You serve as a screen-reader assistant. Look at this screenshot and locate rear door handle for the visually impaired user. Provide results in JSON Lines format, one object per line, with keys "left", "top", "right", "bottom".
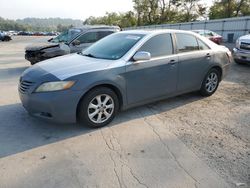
{"left": 206, "top": 53, "right": 211, "bottom": 58}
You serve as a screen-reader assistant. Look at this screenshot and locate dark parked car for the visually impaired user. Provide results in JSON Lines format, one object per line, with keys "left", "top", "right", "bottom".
{"left": 25, "top": 25, "right": 120, "bottom": 65}
{"left": 18, "top": 31, "right": 33, "bottom": 36}
{"left": 192, "top": 30, "right": 223, "bottom": 44}
{"left": 33, "top": 32, "right": 45, "bottom": 36}
{"left": 0, "top": 31, "right": 12, "bottom": 41}
{"left": 19, "top": 30, "right": 232, "bottom": 127}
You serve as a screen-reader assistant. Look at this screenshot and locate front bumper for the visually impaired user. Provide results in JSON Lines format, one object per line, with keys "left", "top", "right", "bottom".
{"left": 25, "top": 51, "right": 49, "bottom": 64}
{"left": 19, "top": 89, "right": 84, "bottom": 123}
{"left": 233, "top": 48, "right": 250, "bottom": 63}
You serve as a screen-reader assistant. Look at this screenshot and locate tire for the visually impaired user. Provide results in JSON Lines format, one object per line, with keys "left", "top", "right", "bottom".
{"left": 234, "top": 59, "right": 245, "bottom": 65}
{"left": 78, "top": 87, "right": 119, "bottom": 128}
{"left": 200, "top": 68, "right": 220, "bottom": 96}
{"left": 30, "top": 61, "right": 37, "bottom": 65}
{"left": 3, "top": 36, "right": 11, "bottom": 41}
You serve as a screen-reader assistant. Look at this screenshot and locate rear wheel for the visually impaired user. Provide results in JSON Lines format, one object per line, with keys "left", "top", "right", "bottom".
{"left": 200, "top": 68, "right": 220, "bottom": 96}
{"left": 78, "top": 87, "right": 119, "bottom": 128}
{"left": 3, "top": 36, "right": 11, "bottom": 41}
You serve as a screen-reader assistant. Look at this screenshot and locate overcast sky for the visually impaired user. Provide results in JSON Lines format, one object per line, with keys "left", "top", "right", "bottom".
{"left": 0, "top": 0, "right": 213, "bottom": 20}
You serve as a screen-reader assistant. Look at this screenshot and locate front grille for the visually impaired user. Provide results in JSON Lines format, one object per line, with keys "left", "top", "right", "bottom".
{"left": 240, "top": 42, "right": 250, "bottom": 51}
{"left": 25, "top": 50, "right": 42, "bottom": 58}
{"left": 19, "top": 80, "right": 34, "bottom": 93}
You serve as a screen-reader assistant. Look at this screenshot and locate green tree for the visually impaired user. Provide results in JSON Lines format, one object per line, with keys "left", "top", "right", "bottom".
{"left": 120, "top": 11, "right": 137, "bottom": 27}
{"left": 158, "top": 0, "right": 182, "bottom": 23}
{"left": 132, "top": 0, "right": 205, "bottom": 25}
{"left": 176, "top": 0, "right": 206, "bottom": 22}
{"left": 56, "top": 24, "right": 73, "bottom": 32}
{"left": 209, "top": 0, "right": 250, "bottom": 19}
{"left": 0, "top": 17, "right": 29, "bottom": 31}
{"left": 133, "top": 0, "right": 160, "bottom": 25}
{"left": 83, "top": 12, "right": 137, "bottom": 28}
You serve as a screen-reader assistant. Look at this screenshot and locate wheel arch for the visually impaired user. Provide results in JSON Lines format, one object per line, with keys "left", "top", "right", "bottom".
{"left": 211, "top": 65, "right": 222, "bottom": 81}
{"left": 199, "top": 65, "right": 223, "bottom": 90}
{"left": 76, "top": 83, "right": 124, "bottom": 122}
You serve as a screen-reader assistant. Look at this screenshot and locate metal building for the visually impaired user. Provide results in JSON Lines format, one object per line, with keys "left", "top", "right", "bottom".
{"left": 125, "top": 16, "right": 250, "bottom": 42}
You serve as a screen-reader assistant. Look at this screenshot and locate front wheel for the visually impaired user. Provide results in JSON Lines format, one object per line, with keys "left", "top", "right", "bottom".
{"left": 3, "top": 36, "right": 11, "bottom": 41}
{"left": 78, "top": 87, "right": 119, "bottom": 128}
{"left": 234, "top": 59, "right": 245, "bottom": 65}
{"left": 200, "top": 69, "right": 220, "bottom": 96}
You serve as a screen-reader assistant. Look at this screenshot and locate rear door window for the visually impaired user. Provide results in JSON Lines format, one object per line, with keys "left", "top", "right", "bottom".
{"left": 175, "top": 33, "right": 199, "bottom": 53}
{"left": 77, "top": 32, "right": 98, "bottom": 44}
{"left": 98, "top": 31, "right": 114, "bottom": 40}
{"left": 138, "top": 33, "right": 173, "bottom": 58}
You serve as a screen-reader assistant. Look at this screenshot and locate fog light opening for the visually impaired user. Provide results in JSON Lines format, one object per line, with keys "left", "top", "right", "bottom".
{"left": 40, "top": 112, "right": 52, "bottom": 118}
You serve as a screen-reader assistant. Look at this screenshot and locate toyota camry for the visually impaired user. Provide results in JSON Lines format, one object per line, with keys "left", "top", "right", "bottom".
{"left": 19, "top": 30, "right": 232, "bottom": 127}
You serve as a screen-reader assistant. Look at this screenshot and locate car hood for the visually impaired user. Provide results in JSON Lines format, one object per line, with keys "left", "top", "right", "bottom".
{"left": 25, "top": 42, "right": 59, "bottom": 51}
{"left": 238, "top": 34, "right": 250, "bottom": 43}
{"left": 22, "top": 53, "right": 117, "bottom": 81}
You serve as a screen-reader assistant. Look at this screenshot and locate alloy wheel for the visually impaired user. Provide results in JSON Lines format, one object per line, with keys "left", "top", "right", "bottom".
{"left": 87, "top": 94, "right": 114, "bottom": 124}
{"left": 205, "top": 72, "right": 218, "bottom": 93}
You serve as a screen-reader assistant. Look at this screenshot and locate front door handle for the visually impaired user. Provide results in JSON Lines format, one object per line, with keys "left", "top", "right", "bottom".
{"left": 169, "top": 59, "right": 176, "bottom": 65}
{"left": 206, "top": 53, "right": 211, "bottom": 58}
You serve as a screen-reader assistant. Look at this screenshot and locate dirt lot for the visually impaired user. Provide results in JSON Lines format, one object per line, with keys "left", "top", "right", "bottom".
{"left": 0, "top": 36, "right": 249, "bottom": 188}
{"left": 148, "top": 66, "right": 250, "bottom": 186}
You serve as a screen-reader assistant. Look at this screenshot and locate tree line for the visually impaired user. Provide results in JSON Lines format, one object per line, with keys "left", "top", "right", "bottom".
{"left": 0, "top": 17, "right": 82, "bottom": 32}
{"left": 1, "top": 0, "right": 250, "bottom": 32}
{"left": 84, "top": 0, "right": 250, "bottom": 27}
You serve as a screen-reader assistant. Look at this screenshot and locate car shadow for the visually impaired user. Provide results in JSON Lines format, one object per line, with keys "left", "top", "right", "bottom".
{"left": 223, "top": 63, "right": 250, "bottom": 86}
{"left": 0, "top": 58, "right": 27, "bottom": 65}
{"left": 0, "top": 103, "right": 92, "bottom": 158}
{"left": 0, "top": 92, "right": 202, "bottom": 158}
{"left": 0, "top": 66, "right": 28, "bottom": 81}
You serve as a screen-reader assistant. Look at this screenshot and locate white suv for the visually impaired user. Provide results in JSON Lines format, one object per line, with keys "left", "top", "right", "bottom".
{"left": 233, "top": 34, "right": 250, "bottom": 64}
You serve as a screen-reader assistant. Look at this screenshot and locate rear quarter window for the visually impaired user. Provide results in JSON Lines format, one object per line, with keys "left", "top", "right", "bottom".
{"left": 197, "top": 38, "right": 210, "bottom": 50}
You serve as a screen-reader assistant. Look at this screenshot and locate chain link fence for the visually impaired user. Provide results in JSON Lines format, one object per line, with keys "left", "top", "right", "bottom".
{"left": 125, "top": 16, "right": 250, "bottom": 43}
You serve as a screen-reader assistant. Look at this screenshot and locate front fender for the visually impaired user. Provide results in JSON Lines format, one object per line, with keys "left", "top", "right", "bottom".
{"left": 69, "top": 66, "right": 127, "bottom": 108}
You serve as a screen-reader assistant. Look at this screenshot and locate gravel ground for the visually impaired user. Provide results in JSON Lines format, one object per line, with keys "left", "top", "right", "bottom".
{"left": 0, "top": 36, "right": 249, "bottom": 187}
{"left": 146, "top": 63, "right": 250, "bottom": 187}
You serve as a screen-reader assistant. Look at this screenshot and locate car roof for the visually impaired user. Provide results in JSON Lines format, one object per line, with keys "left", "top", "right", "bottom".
{"left": 72, "top": 25, "right": 120, "bottom": 31}
{"left": 192, "top": 30, "right": 213, "bottom": 32}
{"left": 120, "top": 29, "right": 198, "bottom": 36}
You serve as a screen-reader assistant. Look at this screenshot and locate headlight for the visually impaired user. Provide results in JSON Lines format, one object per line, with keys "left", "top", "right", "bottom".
{"left": 35, "top": 81, "right": 75, "bottom": 92}
{"left": 236, "top": 39, "right": 240, "bottom": 49}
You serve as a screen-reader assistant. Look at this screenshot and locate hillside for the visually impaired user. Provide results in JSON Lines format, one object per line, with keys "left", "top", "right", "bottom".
{"left": 16, "top": 17, "right": 83, "bottom": 30}
{"left": 0, "top": 17, "right": 84, "bottom": 31}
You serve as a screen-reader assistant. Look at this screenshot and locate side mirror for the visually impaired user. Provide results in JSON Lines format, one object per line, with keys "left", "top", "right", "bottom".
{"left": 133, "top": 51, "right": 151, "bottom": 62}
{"left": 72, "top": 40, "right": 81, "bottom": 46}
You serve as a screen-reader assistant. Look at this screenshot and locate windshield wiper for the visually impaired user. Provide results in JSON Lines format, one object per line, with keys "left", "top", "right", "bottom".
{"left": 81, "top": 53, "right": 96, "bottom": 58}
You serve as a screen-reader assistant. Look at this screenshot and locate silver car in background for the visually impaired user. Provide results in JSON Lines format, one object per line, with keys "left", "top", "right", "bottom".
{"left": 19, "top": 30, "right": 232, "bottom": 127}
{"left": 233, "top": 34, "right": 250, "bottom": 64}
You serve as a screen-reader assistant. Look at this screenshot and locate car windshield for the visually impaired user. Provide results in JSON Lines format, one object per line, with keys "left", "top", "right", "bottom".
{"left": 81, "top": 33, "right": 145, "bottom": 60}
{"left": 51, "top": 29, "right": 81, "bottom": 43}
